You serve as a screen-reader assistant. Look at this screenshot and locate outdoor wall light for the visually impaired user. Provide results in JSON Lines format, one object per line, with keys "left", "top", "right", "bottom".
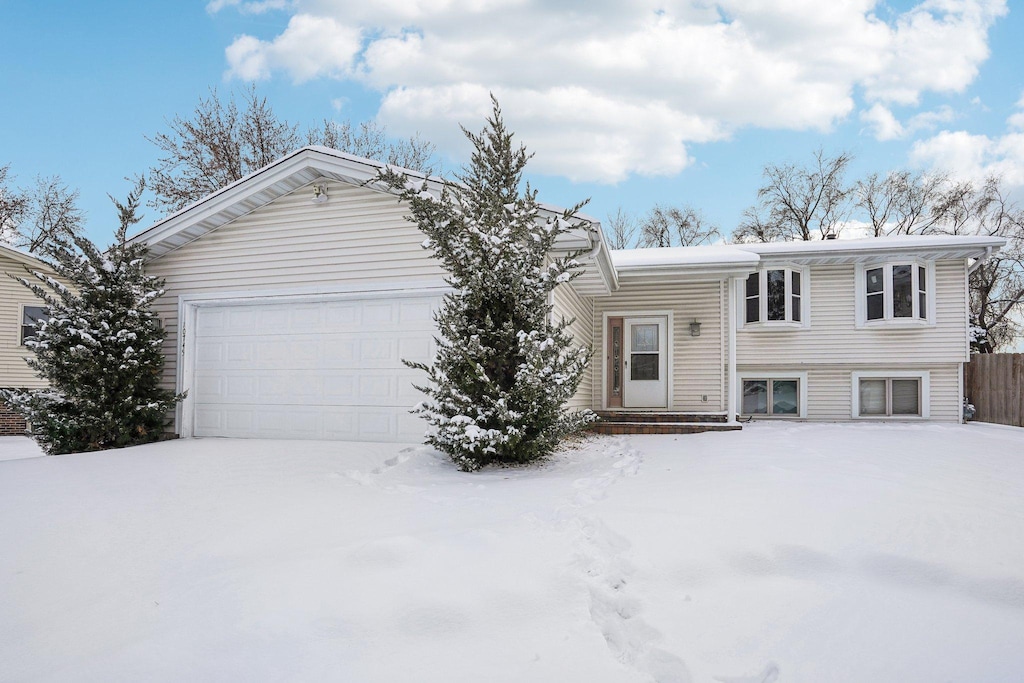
{"left": 690, "top": 319, "right": 701, "bottom": 337}
{"left": 311, "top": 184, "right": 329, "bottom": 204}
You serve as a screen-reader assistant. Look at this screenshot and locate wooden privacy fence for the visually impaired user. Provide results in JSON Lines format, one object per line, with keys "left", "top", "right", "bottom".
{"left": 964, "top": 353, "right": 1024, "bottom": 428}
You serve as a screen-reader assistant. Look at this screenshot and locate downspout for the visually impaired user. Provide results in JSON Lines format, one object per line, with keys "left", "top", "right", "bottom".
{"left": 728, "top": 276, "right": 740, "bottom": 424}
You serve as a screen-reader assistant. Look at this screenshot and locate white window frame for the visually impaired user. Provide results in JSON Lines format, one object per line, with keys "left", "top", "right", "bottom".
{"left": 19, "top": 303, "right": 49, "bottom": 347}
{"left": 851, "top": 370, "right": 930, "bottom": 419}
{"left": 736, "top": 371, "right": 808, "bottom": 418}
{"left": 854, "top": 261, "right": 936, "bottom": 328}
{"left": 739, "top": 265, "right": 810, "bottom": 329}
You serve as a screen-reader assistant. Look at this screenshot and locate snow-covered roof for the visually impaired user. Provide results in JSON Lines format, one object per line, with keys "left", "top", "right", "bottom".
{"left": 734, "top": 234, "right": 1007, "bottom": 263}
{"left": 611, "top": 234, "right": 1006, "bottom": 279}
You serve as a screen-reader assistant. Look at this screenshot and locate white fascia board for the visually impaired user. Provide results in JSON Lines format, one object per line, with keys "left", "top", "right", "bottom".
{"left": 738, "top": 235, "right": 1007, "bottom": 263}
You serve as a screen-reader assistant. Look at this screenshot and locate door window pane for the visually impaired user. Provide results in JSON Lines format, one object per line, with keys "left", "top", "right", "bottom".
{"left": 767, "top": 270, "right": 785, "bottom": 321}
{"left": 631, "top": 324, "right": 658, "bottom": 352}
{"left": 630, "top": 354, "right": 659, "bottom": 381}
{"left": 893, "top": 265, "right": 913, "bottom": 317}
{"left": 859, "top": 379, "right": 887, "bottom": 415}
{"left": 742, "top": 380, "right": 768, "bottom": 414}
{"left": 891, "top": 379, "right": 920, "bottom": 415}
{"left": 771, "top": 380, "right": 799, "bottom": 414}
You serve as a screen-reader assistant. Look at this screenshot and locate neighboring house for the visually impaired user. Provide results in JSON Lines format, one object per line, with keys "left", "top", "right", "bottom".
{"left": 126, "top": 147, "right": 1005, "bottom": 442}
{"left": 0, "top": 244, "right": 54, "bottom": 435}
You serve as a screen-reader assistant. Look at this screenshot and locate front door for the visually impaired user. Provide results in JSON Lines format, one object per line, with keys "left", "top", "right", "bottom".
{"left": 623, "top": 316, "right": 668, "bottom": 408}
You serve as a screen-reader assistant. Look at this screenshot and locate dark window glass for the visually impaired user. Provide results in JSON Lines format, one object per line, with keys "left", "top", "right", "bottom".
{"left": 918, "top": 266, "right": 927, "bottom": 319}
{"left": 866, "top": 267, "right": 884, "bottom": 293}
{"left": 791, "top": 271, "right": 801, "bottom": 322}
{"left": 21, "top": 306, "right": 49, "bottom": 345}
{"left": 745, "top": 272, "right": 759, "bottom": 297}
{"left": 630, "top": 354, "right": 659, "bottom": 381}
{"left": 893, "top": 264, "right": 913, "bottom": 317}
{"left": 742, "top": 380, "right": 768, "bottom": 414}
{"left": 746, "top": 296, "right": 759, "bottom": 323}
{"left": 745, "top": 273, "right": 759, "bottom": 323}
{"left": 767, "top": 269, "right": 785, "bottom": 321}
{"left": 866, "top": 267, "right": 884, "bottom": 320}
{"left": 866, "top": 293, "right": 883, "bottom": 320}
{"left": 771, "top": 380, "right": 799, "bottom": 414}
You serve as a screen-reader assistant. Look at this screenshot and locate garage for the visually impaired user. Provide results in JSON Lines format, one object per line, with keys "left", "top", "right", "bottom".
{"left": 183, "top": 292, "right": 441, "bottom": 442}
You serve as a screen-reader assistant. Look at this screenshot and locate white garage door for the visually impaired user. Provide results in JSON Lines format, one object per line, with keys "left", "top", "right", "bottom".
{"left": 189, "top": 294, "right": 440, "bottom": 442}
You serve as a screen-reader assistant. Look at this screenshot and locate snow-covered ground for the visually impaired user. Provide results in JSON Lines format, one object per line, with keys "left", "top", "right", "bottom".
{"left": 0, "top": 436, "right": 43, "bottom": 462}
{"left": 2, "top": 423, "right": 1023, "bottom": 682}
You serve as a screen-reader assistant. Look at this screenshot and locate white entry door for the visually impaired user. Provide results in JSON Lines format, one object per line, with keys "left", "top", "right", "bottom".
{"left": 623, "top": 316, "right": 668, "bottom": 408}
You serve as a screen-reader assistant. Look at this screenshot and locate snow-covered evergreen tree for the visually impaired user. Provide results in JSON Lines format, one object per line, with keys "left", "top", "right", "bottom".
{"left": 1, "top": 179, "right": 183, "bottom": 455}
{"left": 380, "top": 98, "right": 595, "bottom": 471}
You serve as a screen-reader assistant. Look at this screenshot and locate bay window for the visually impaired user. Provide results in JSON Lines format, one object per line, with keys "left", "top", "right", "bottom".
{"left": 860, "top": 262, "right": 931, "bottom": 324}
{"left": 744, "top": 267, "right": 806, "bottom": 326}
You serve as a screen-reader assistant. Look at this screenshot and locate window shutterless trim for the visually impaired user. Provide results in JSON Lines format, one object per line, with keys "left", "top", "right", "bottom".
{"left": 739, "top": 265, "right": 810, "bottom": 329}
{"left": 736, "top": 371, "right": 808, "bottom": 418}
{"left": 850, "top": 370, "right": 930, "bottom": 419}
{"left": 854, "top": 261, "right": 936, "bottom": 328}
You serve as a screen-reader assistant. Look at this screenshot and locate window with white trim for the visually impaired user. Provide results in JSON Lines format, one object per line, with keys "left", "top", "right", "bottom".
{"left": 744, "top": 267, "right": 806, "bottom": 325}
{"left": 861, "top": 262, "right": 930, "bottom": 324}
{"left": 857, "top": 377, "right": 921, "bottom": 416}
{"left": 742, "top": 378, "right": 800, "bottom": 416}
{"left": 851, "top": 371, "right": 929, "bottom": 419}
{"left": 21, "top": 305, "right": 49, "bottom": 345}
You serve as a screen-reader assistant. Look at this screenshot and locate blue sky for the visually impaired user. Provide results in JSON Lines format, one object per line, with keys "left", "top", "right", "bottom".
{"left": 2, "top": 1, "right": 1023, "bottom": 246}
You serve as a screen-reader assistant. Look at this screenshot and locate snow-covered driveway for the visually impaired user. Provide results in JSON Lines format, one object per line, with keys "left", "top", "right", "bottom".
{"left": 1, "top": 423, "right": 1023, "bottom": 682}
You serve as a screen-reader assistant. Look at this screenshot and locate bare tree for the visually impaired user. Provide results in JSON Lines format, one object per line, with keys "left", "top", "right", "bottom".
{"left": 307, "top": 119, "right": 436, "bottom": 175}
{"left": 638, "top": 204, "right": 720, "bottom": 247}
{"left": 734, "top": 148, "right": 853, "bottom": 242}
{"left": 147, "top": 86, "right": 302, "bottom": 213}
{"left": 0, "top": 167, "right": 83, "bottom": 253}
{"left": 936, "top": 177, "right": 1024, "bottom": 352}
{"left": 0, "top": 165, "right": 29, "bottom": 241}
{"left": 604, "top": 207, "right": 637, "bottom": 249}
{"left": 148, "top": 86, "right": 438, "bottom": 214}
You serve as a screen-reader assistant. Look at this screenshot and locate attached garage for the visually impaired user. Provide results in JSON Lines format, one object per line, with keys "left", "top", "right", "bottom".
{"left": 181, "top": 292, "right": 442, "bottom": 442}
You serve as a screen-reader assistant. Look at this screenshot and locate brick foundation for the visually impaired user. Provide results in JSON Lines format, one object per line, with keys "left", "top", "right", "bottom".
{"left": 0, "top": 396, "right": 28, "bottom": 436}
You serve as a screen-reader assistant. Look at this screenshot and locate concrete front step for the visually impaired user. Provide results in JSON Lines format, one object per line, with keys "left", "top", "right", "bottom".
{"left": 590, "top": 422, "right": 742, "bottom": 435}
{"left": 594, "top": 411, "right": 730, "bottom": 424}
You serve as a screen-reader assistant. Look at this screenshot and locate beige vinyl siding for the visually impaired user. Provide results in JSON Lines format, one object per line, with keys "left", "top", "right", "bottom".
{"left": 146, "top": 180, "right": 445, "bottom": 393}
{"left": 0, "top": 253, "right": 53, "bottom": 389}
{"left": 740, "top": 364, "right": 961, "bottom": 421}
{"left": 737, "top": 261, "right": 969, "bottom": 365}
{"left": 592, "top": 280, "right": 726, "bottom": 412}
{"left": 551, "top": 281, "right": 595, "bottom": 410}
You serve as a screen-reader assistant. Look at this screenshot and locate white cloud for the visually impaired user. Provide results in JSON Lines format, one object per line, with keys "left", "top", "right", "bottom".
{"left": 225, "top": 14, "right": 361, "bottom": 83}
{"left": 861, "top": 103, "right": 957, "bottom": 141}
{"left": 207, "top": 0, "right": 289, "bottom": 13}
{"left": 861, "top": 103, "right": 905, "bottom": 141}
{"left": 219, "top": 0, "right": 1007, "bottom": 182}
{"left": 911, "top": 96, "right": 1024, "bottom": 188}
